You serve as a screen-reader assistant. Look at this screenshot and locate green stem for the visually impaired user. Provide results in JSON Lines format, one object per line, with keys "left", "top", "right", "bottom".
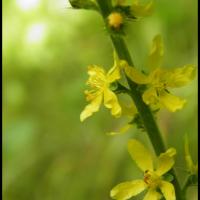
{"left": 96, "top": 0, "right": 183, "bottom": 199}
{"left": 112, "top": 35, "right": 166, "bottom": 154}
{"left": 182, "top": 176, "right": 190, "bottom": 198}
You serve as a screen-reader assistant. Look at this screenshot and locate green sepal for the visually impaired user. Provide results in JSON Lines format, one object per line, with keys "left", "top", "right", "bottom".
{"left": 163, "top": 173, "right": 174, "bottom": 182}
{"left": 106, "top": 23, "right": 126, "bottom": 36}
{"left": 113, "top": 5, "right": 137, "bottom": 19}
{"left": 129, "top": 113, "right": 145, "bottom": 131}
{"left": 110, "top": 82, "right": 119, "bottom": 91}
{"left": 128, "top": 108, "right": 159, "bottom": 132}
{"left": 110, "top": 82, "right": 130, "bottom": 94}
{"left": 136, "top": 84, "right": 147, "bottom": 93}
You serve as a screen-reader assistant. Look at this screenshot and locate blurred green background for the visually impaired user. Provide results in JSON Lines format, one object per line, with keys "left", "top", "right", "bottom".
{"left": 3, "top": 0, "right": 198, "bottom": 199}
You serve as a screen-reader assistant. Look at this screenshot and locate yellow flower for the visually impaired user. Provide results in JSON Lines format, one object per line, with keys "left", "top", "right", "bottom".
{"left": 184, "top": 135, "right": 198, "bottom": 175}
{"left": 131, "top": 0, "right": 154, "bottom": 17}
{"left": 108, "top": 12, "right": 124, "bottom": 28}
{"left": 123, "top": 35, "right": 196, "bottom": 112}
{"left": 111, "top": 139, "right": 176, "bottom": 200}
{"left": 80, "top": 60, "right": 122, "bottom": 122}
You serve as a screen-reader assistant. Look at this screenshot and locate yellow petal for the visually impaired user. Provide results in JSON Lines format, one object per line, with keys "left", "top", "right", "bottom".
{"left": 107, "top": 51, "right": 121, "bottom": 83}
{"left": 103, "top": 88, "right": 121, "bottom": 117}
{"left": 143, "top": 189, "right": 162, "bottom": 200}
{"left": 110, "top": 180, "right": 147, "bottom": 200}
{"left": 124, "top": 65, "right": 149, "bottom": 84}
{"left": 120, "top": 102, "right": 138, "bottom": 116}
{"left": 147, "top": 35, "right": 164, "bottom": 70}
{"left": 142, "top": 87, "right": 159, "bottom": 106}
{"left": 80, "top": 94, "right": 102, "bottom": 122}
{"left": 155, "top": 148, "right": 176, "bottom": 176}
{"left": 128, "top": 139, "right": 153, "bottom": 172}
{"left": 159, "top": 91, "right": 186, "bottom": 112}
{"left": 131, "top": 0, "right": 154, "bottom": 17}
{"left": 107, "top": 65, "right": 121, "bottom": 83}
{"left": 167, "top": 65, "right": 196, "bottom": 88}
{"left": 113, "top": 50, "right": 120, "bottom": 66}
{"left": 87, "top": 65, "right": 105, "bottom": 77}
{"left": 159, "top": 181, "right": 176, "bottom": 200}
{"left": 107, "top": 124, "right": 132, "bottom": 136}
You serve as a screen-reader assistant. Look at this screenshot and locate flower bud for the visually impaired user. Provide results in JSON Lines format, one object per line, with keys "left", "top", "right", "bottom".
{"left": 108, "top": 12, "right": 123, "bottom": 28}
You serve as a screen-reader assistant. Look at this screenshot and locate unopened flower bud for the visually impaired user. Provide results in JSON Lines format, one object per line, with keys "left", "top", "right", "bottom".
{"left": 108, "top": 12, "right": 123, "bottom": 28}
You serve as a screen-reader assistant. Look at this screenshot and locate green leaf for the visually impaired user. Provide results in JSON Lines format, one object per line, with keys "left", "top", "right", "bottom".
{"left": 69, "top": 0, "right": 99, "bottom": 11}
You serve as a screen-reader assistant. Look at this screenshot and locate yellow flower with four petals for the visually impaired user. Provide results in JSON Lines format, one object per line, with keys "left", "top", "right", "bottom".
{"left": 111, "top": 139, "right": 176, "bottom": 200}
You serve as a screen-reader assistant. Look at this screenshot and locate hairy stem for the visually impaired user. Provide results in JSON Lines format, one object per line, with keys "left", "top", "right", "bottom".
{"left": 96, "top": 0, "right": 183, "bottom": 199}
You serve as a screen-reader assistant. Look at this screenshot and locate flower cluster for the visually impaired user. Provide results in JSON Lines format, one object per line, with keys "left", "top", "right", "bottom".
{"left": 79, "top": 35, "right": 196, "bottom": 200}
{"left": 80, "top": 35, "right": 196, "bottom": 123}
{"left": 69, "top": 0, "right": 198, "bottom": 199}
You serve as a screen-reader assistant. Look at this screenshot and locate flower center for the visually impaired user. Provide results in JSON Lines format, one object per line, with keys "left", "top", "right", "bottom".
{"left": 143, "top": 170, "right": 161, "bottom": 189}
{"left": 85, "top": 66, "right": 109, "bottom": 101}
{"left": 87, "top": 67, "right": 107, "bottom": 90}
{"left": 151, "top": 68, "right": 168, "bottom": 92}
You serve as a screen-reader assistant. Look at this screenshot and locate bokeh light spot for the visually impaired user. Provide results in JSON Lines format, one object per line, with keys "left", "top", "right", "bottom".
{"left": 48, "top": 0, "right": 71, "bottom": 13}
{"left": 16, "top": 0, "right": 40, "bottom": 11}
{"left": 26, "top": 23, "right": 46, "bottom": 44}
